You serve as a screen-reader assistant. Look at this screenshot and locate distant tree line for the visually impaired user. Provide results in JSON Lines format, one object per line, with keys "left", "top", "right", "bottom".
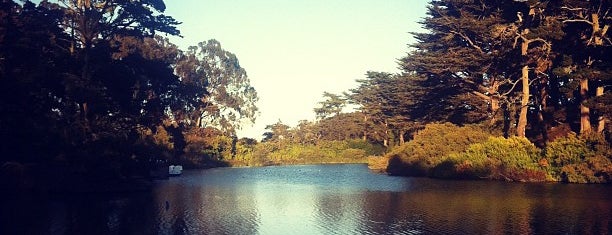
{"left": 0, "top": 0, "right": 257, "bottom": 191}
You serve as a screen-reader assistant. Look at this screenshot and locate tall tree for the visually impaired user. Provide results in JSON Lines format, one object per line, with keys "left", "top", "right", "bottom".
{"left": 314, "top": 92, "right": 346, "bottom": 120}
{"left": 175, "top": 39, "right": 259, "bottom": 135}
{"left": 347, "top": 72, "right": 391, "bottom": 145}
{"left": 262, "top": 120, "right": 290, "bottom": 142}
{"left": 55, "top": 0, "right": 181, "bottom": 132}
{"left": 557, "top": 0, "right": 611, "bottom": 134}
{"left": 347, "top": 72, "right": 420, "bottom": 146}
{"left": 0, "top": 0, "right": 73, "bottom": 162}
{"left": 511, "top": 1, "right": 560, "bottom": 137}
{"left": 400, "top": 0, "right": 513, "bottom": 126}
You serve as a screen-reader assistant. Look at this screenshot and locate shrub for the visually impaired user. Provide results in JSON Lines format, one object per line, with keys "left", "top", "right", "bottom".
{"left": 340, "top": 148, "right": 367, "bottom": 160}
{"left": 431, "top": 151, "right": 491, "bottom": 179}
{"left": 346, "top": 139, "right": 386, "bottom": 156}
{"left": 545, "top": 133, "right": 612, "bottom": 183}
{"left": 432, "top": 137, "right": 546, "bottom": 182}
{"left": 385, "top": 123, "right": 491, "bottom": 176}
{"left": 367, "top": 156, "right": 389, "bottom": 172}
{"left": 232, "top": 139, "right": 371, "bottom": 166}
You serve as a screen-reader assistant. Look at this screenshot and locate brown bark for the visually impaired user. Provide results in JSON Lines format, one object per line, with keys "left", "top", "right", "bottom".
{"left": 383, "top": 120, "right": 389, "bottom": 147}
{"left": 489, "top": 80, "right": 501, "bottom": 125}
{"left": 580, "top": 78, "right": 591, "bottom": 134}
{"left": 517, "top": 65, "right": 529, "bottom": 137}
{"left": 596, "top": 86, "right": 605, "bottom": 133}
{"left": 592, "top": 14, "right": 603, "bottom": 45}
{"left": 516, "top": 36, "right": 530, "bottom": 137}
{"left": 362, "top": 114, "right": 367, "bottom": 141}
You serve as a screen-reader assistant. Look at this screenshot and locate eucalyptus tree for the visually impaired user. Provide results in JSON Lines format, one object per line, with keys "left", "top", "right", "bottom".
{"left": 174, "top": 39, "right": 259, "bottom": 135}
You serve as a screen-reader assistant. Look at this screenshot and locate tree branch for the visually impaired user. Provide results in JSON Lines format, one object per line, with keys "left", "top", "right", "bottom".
{"left": 561, "top": 6, "right": 586, "bottom": 12}
{"left": 471, "top": 91, "right": 489, "bottom": 101}
{"left": 450, "top": 30, "right": 484, "bottom": 54}
{"left": 500, "top": 77, "right": 522, "bottom": 96}
{"left": 563, "top": 19, "right": 593, "bottom": 25}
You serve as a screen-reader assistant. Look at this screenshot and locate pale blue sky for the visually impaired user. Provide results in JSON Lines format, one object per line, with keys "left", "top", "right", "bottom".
{"left": 164, "top": 0, "right": 428, "bottom": 139}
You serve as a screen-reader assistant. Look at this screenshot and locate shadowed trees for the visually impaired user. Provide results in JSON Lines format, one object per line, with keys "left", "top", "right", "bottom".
{"left": 0, "top": 0, "right": 259, "bottom": 190}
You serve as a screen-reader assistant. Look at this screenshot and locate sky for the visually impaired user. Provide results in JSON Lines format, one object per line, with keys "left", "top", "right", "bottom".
{"left": 164, "top": 0, "right": 428, "bottom": 140}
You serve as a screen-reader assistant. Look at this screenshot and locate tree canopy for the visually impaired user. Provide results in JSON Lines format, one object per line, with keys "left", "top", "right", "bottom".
{"left": 0, "top": 0, "right": 258, "bottom": 188}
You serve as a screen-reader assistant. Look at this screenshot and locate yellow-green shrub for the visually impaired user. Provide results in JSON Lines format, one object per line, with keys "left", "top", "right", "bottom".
{"left": 232, "top": 139, "right": 371, "bottom": 166}
{"left": 453, "top": 137, "right": 545, "bottom": 181}
{"left": 385, "top": 123, "right": 491, "bottom": 176}
{"left": 545, "top": 133, "right": 612, "bottom": 183}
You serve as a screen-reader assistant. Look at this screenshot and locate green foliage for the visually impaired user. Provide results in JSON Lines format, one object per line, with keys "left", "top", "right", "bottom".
{"left": 441, "top": 137, "right": 545, "bottom": 182}
{"left": 232, "top": 139, "right": 375, "bottom": 166}
{"left": 545, "top": 133, "right": 612, "bottom": 183}
{"left": 346, "top": 139, "right": 386, "bottom": 156}
{"left": 383, "top": 122, "right": 553, "bottom": 182}
{"left": 385, "top": 123, "right": 491, "bottom": 176}
{"left": 314, "top": 92, "right": 346, "bottom": 120}
{"left": 179, "top": 128, "right": 233, "bottom": 168}
{"left": 176, "top": 39, "right": 259, "bottom": 133}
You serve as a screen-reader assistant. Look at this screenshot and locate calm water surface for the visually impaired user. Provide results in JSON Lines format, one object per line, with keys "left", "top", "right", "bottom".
{"left": 2, "top": 164, "right": 610, "bottom": 234}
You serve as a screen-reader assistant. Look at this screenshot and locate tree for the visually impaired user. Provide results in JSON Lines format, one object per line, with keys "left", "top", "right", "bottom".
{"left": 262, "top": 120, "right": 290, "bottom": 142}
{"left": 400, "top": 0, "right": 513, "bottom": 126}
{"left": 556, "top": 0, "right": 611, "bottom": 134}
{"left": 315, "top": 112, "right": 364, "bottom": 141}
{"left": 314, "top": 92, "right": 346, "bottom": 120}
{"left": 58, "top": 0, "right": 180, "bottom": 51}
{"left": 175, "top": 39, "right": 259, "bottom": 135}
{"left": 347, "top": 72, "right": 391, "bottom": 145}
{"left": 0, "top": 0, "right": 73, "bottom": 162}
{"left": 347, "top": 72, "right": 420, "bottom": 146}
{"left": 510, "top": 1, "right": 560, "bottom": 137}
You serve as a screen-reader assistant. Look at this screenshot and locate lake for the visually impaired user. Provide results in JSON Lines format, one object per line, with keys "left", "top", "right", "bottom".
{"left": 2, "top": 164, "right": 610, "bottom": 234}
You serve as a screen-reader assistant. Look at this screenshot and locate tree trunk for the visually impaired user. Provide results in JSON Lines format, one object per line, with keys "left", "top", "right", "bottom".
{"left": 490, "top": 95, "right": 500, "bottom": 125}
{"left": 362, "top": 114, "right": 367, "bottom": 141}
{"left": 538, "top": 79, "right": 549, "bottom": 142}
{"left": 488, "top": 80, "right": 501, "bottom": 125}
{"left": 516, "top": 36, "right": 531, "bottom": 138}
{"left": 399, "top": 130, "right": 405, "bottom": 145}
{"left": 383, "top": 120, "right": 389, "bottom": 147}
{"left": 517, "top": 65, "right": 529, "bottom": 137}
{"left": 596, "top": 86, "right": 605, "bottom": 133}
{"left": 591, "top": 13, "right": 605, "bottom": 133}
{"left": 580, "top": 78, "right": 591, "bottom": 134}
{"left": 502, "top": 102, "right": 511, "bottom": 138}
{"left": 592, "top": 14, "right": 603, "bottom": 46}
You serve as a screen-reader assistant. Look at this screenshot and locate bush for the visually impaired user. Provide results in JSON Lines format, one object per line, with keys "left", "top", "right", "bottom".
{"left": 385, "top": 123, "right": 491, "bottom": 176}
{"left": 456, "top": 137, "right": 545, "bottom": 181}
{"left": 232, "top": 139, "right": 371, "bottom": 166}
{"left": 545, "top": 133, "right": 612, "bottom": 183}
{"left": 346, "top": 139, "right": 386, "bottom": 156}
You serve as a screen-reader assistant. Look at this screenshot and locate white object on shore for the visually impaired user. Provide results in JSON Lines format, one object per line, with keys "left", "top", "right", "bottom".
{"left": 169, "top": 165, "right": 183, "bottom": 176}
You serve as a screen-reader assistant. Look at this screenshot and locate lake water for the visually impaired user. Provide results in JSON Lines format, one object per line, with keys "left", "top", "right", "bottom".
{"left": 2, "top": 164, "right": 610, "bottom": 234}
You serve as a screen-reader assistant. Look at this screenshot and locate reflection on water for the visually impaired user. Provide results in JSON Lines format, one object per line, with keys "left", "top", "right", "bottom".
{"left": 1, "top": 164, "right": 610, "bottom": 234}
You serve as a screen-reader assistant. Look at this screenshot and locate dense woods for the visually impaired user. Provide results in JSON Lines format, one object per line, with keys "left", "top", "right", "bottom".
{"left": 1, "top": 0, "right": 611, "bottom": 191}
{"left": 0, "top": 0, "right": 258, "bottom": 191}
{"left": 371, "top": 0, "right": 611, "bottom": 183}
